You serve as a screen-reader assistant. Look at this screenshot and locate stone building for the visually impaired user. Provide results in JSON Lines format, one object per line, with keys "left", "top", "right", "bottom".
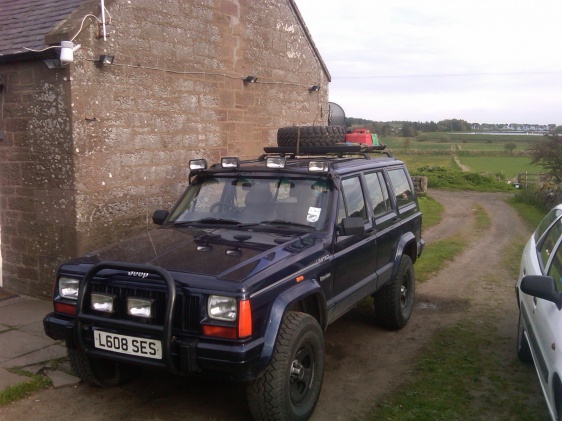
{"left": 0, "top": 0, "right": 331, "bottom": 297}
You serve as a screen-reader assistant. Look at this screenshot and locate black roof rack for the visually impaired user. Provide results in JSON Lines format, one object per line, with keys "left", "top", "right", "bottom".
{"left": 262, "top": 144, "right": 393, "bottom": 159}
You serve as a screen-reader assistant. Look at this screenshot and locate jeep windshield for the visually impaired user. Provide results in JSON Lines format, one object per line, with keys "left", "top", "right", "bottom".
{"left": 168, "top": 176, "right": 331, "bottom": 231}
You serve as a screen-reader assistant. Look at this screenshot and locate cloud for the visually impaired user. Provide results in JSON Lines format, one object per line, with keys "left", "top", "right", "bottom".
{"left": 296, "top": 0, "right": 562, "bottom": 124}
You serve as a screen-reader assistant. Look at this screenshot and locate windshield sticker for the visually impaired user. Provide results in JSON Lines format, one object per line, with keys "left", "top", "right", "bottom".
{"left": 307, "top": 207, "right": 321, "bottom": 223}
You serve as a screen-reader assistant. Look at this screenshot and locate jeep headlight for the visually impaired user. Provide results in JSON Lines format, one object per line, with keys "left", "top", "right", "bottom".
{"left": 59, "top": 277, "right": 80, "bottom": 300}
{"left": 208, "top": 295, "right": 237, "bottom": 321}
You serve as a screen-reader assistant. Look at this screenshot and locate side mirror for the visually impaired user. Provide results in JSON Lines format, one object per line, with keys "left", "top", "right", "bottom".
{"left": 520, "top": 275, "right": 562, "bottom": 310}
{"left": 152, "top": 210, "right": 169, "bottom": 225}
{"left": 339, "top": 217, "right": 365, "bottom": 236}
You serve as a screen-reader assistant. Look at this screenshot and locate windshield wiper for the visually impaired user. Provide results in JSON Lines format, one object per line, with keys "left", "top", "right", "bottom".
{"left": 257, "top": 220, "right": 314, "bottom": 230}
{"left": 175, "top": 217, "right": 241, "bottom": 226}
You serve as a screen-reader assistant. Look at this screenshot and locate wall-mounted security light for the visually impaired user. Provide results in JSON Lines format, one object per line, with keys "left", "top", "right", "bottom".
{"left": 309, "top": 85, "right": 320, "bottom": 92}
{"left": 43, "top": 59, "right": 65, "bottom": 69}
{"left": 97, "top": 55, "right": 114, "bottom": 66}
{"left": 60, "top": 41, "right": 81, "bottom": 64}
{"left": 243, "top": 75, "right": 257, "bottom": 83}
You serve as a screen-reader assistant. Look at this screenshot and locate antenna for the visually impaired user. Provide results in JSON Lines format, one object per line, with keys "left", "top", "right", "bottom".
{"left": 328, "top": 102, "right": 346, "bottom": 127}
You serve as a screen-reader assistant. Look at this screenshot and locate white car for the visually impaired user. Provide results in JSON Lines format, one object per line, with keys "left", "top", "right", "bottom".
{"left": 516, "top": 203, "right": 562, "bottom": 420}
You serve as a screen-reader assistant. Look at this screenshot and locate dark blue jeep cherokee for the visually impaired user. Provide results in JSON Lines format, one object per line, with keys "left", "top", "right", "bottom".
{"left": 44, "top": 144, "right": 424, "bottom": 421}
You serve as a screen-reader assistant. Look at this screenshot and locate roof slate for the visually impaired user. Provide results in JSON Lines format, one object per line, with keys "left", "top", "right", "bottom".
{"left": 0, "top": 0, "right": 86, "bottom": 57}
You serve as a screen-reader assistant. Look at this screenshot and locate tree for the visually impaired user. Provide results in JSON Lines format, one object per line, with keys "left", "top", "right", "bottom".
{"left": 528, "top": 134, "right": 562, "bottom": 182}
{"left": 504, "top": 142, "right": 517, "bottom": 155}
{"left": 401, "top": 123, "right": 416, "bottom": 137}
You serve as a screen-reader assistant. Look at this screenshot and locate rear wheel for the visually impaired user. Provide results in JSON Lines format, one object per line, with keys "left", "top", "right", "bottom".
{"left": 247, "top": 312, "right": 324, "bottom": 421}
{"left": 68, "top": 348, "right": 134, "bottom": 387}
{"left": 277, "top": 126, "right": 346, "bottom": 147}
{"left": 517, "top": 311, "right": 533, "bottom": 363}
{"left": 374, "top": 255, "right": 415, "bottom": 329}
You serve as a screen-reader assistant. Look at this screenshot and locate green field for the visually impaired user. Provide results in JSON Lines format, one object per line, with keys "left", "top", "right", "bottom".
{"left": 381, "top": 133, "right": 545, "bottom": 177}
{"left": 392, "top": 154, "right": 457, "bottom": 171}
{"left": 459, "top": 156, "right": 543, "bottom": 179}
{"left": 383, "top": 133, "right": 544, "bottom": 153}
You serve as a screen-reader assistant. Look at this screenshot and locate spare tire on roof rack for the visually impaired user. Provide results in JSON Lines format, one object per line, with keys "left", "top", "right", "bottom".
{"left": 277, "top": 126, "right": 346, "bottom": 147}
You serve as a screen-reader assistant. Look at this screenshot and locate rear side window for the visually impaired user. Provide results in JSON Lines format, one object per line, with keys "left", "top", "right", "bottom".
{"left": 341, "top": 176, "right": 367, "bottom": 220}
{"left": 364, "top": 172, "right": 391, "bottom": 217}
{"left": 387, "top": 168, "right": 415, "bottom": 208}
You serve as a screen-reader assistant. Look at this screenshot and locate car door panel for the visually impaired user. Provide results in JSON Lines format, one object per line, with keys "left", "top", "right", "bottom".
{"left": 332, "top": 176, "right": 377, "bottom": 304}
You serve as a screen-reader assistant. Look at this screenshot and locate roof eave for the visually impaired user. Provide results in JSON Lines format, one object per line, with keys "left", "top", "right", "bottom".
{"left": 45, "top": 0, "right": 117, "bottom": 45}
{"left": 288, "top": 0, "right": 331, "bottom": 82}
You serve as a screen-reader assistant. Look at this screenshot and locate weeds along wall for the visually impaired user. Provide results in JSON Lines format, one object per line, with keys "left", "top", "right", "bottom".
{"left": 0, "top": 0, "right": 330, "bottom": 296}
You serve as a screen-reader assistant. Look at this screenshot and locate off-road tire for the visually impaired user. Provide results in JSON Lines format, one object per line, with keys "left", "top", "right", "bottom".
{"left": 517, "top": 311, "right": 533, "bottom": 363}
{"left": 374, "top": 255, "right": 415, "bottom": 330}
{"left": 247, "top": 311, "right": 324, "bottom": 421}
{"left": 68, "top": 348, "right": 134, "bottom": 387}
{"left": 277, "top": 126, "right": 346, "bottom": 147}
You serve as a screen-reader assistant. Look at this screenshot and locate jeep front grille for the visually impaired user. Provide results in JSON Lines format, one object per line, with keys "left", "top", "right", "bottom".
{"left": 88, "top": 281, "right": 200, "bottom": 333}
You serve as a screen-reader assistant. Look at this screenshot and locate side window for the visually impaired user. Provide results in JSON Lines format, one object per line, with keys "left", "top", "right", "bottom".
{"left": 538, "top": 219, "right": 562, "bottom": 271}
{"left": 341, "top": 176, "right": 367, "bottom": 220}
{"left": 387, "top": 168, "right": 414, "bottom": 208}
{"left": 364, "top": 172, "right": 391, "bottom": 217}
{"left": 534, "top": 208, "right": 562, "bottom": 243}
{"left": 547, "top": 244, "right": 562, "bottom": 292}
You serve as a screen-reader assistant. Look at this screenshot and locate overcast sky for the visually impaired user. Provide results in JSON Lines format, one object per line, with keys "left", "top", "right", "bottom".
{"left": 296, "top": 0, "right": 562, "bottom": 125}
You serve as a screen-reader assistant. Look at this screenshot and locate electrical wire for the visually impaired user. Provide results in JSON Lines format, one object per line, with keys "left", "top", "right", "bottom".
{"left": 70, "top": 14, "right": 102, "bottom": 41}
{"left": 23, "top": 45, "right": 62, "bottom": 53}
{"left": 92, "top": 61, "right": 316, "bottom": 89}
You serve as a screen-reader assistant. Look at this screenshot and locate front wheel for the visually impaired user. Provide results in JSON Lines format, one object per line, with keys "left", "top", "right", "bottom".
{"left": 68, "top": 348, "right": 134, "bottom": 387}
{"left": 247, "top": 312, "right": 325, "bottom": 421}
{"left": 374, "top": 255, "right": 415, "bottom": 330}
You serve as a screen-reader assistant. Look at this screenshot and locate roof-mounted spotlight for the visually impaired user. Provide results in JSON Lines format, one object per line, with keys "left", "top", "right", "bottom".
{"left": 243, "top": 75, "right": 257, "bottom": 83}
{"left": 98, "top": 55, "right": 115, "bottom": 66}
{"left": 309, "top": 85, "right": 320, "bottom": 92}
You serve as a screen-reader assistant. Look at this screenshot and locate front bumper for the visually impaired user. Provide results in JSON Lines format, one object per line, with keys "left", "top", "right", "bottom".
{"left": 44, "top": 312, "right": 263, "bottom": 381}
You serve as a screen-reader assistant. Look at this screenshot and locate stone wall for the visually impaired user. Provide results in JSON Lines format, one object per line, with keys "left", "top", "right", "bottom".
{"left": 0, "top": 61, "right": 76, "bottom": 296}
{"left": 64, "top": 0, "right": 329, "bottom": 255}
{"left": 0, "top": 0, "right": 330, "bottom": 296}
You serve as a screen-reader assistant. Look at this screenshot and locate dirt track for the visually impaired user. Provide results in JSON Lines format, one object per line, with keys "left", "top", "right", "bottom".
{"left": 0, "top": 190, "right": 536, "bottom": 420}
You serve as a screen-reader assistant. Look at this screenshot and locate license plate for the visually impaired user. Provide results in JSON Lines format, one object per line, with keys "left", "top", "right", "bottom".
{"left": 93, "top": 330, "right": 162, "bottom": 360}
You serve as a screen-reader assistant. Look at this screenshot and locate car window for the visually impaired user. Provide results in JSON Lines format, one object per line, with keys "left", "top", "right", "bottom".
{"left": 538, "top": 218, "right": 562, "bottom": 271}
{"left": 547, "top": 243, "right": 562, "bottom": 292}
{"left": 387, "top": 168, "right": 414, "bottom": 208}
{"left": 534, "top": 207, "right": 562, "bottom": 243}
{"left": 364, "top": 172, "right": 391, "bottom": 217}
{"left": 341, "top": 176, "right": 367, "bottom": 220}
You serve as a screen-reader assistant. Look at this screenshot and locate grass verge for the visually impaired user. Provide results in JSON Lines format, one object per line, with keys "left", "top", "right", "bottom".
{"left": 369, "top": 319, "right": 548, "bottom": 421}
{"left": 415, "top": 237, "right": 464, "bottom": 283}
{"left": 508, "top": 196, "right": 548, "bottom": 231}
{"left": 0, "top": 369, "right": 52, "bottom": 407}
{"left": 416, "top": 194, "right": 443, "bottom": 230}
